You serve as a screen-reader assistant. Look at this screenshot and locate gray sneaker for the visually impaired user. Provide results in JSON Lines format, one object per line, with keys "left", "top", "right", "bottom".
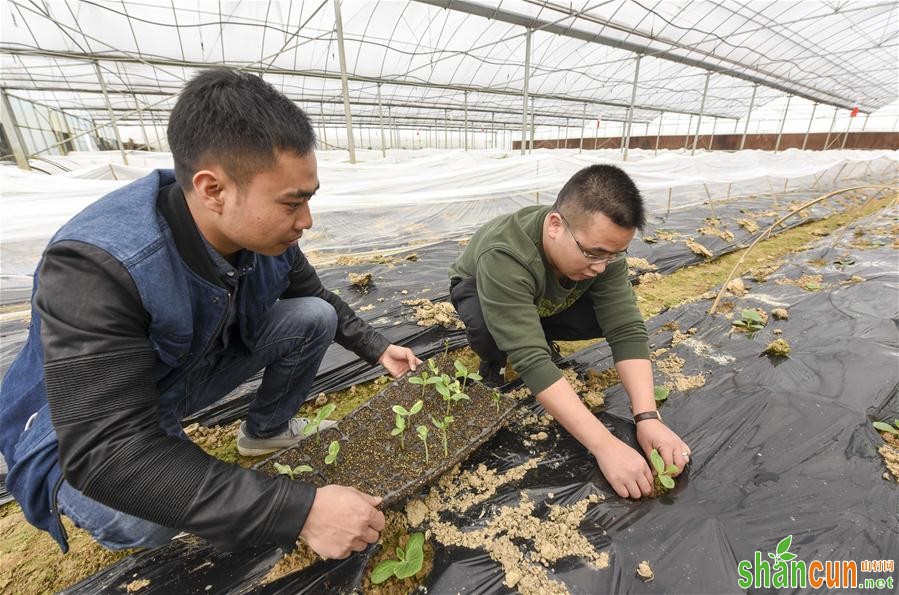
{"left": 236, "top": 417, "right": 338, "bottom": 457}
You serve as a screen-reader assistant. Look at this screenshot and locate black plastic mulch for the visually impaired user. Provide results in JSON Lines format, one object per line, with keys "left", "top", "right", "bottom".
{"left": 61, "top": 206, "right": 898, "bottom": 593}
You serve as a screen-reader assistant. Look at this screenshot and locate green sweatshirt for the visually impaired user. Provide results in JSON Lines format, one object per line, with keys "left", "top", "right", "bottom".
{"left": 449, "top": 205, "right": 649, "bottom": 395}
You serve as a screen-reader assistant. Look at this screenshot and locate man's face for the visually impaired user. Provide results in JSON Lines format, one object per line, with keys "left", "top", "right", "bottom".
{"left": 216, "top": 150, "right": 319, "bottom": 256}
{"left": 546, "top": 209, "right": 635, "bottom": 281}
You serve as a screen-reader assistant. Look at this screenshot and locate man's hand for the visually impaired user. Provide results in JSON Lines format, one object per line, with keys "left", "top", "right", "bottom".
{"left": 636, "top": 419, "right": 691, "bottom": 477}
{"left": 299, "top": 485, "right": 385, "bottom": 559}
{"left": 378, "top": 344, "right": 421, "bottom": 377}
{"left": 592, "top": 435, "right": 655, "bottom": 499}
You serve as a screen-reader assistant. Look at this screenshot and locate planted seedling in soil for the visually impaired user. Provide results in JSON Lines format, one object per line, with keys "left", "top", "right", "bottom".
{"left": 416, "top": 425, "right": 430, "bottom": 463}
{"left": 491, "top": 389, "right": 502, "bottom": 413}
{"left": 391, "top": 400, "right": 423, "bottom": 449}
{"left": 431, "top": 414, "right": 454, "bottom": 457}
{"left": 303, "top": 403, "right": 336, "bottom": 443}
{"left": 273, "top": 463, "right": 314, "bottom": 480}
{"left": 654, "top": 386, "right": 670, "bottom": 404}
{"left": 731, "top": 309, "right": 766, "bottom": 334}
{"left": 371, "top": 532, "right": 425, "bottom": 585}
{"left": 650, "top": 448, "right": 678, "bottom": 491}
{"left": 873, "top": 419, "right": 899, "bottom": 437}
{"left": 325, "top": 440, "right": 340, "bottom": 465}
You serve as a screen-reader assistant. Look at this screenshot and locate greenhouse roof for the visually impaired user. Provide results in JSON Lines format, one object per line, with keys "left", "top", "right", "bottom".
{"left": 1, "top": 0, "right": 896, "bottom": 128}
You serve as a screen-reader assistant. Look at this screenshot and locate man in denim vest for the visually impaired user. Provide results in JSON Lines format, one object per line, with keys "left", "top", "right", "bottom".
{"left": 0, "top": 68, "right": 419, "bottom": 558}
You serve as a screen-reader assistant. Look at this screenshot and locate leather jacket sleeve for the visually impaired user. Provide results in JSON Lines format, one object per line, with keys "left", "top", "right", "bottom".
{"left": 282, "top": 248, "right": 390, "bottom": 364}
{"left": 37, "top": 240, "right": 315, "bottom": 552}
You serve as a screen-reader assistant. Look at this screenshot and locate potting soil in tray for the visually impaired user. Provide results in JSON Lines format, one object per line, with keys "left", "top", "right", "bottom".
{"left": 255, "top": 355, "right": 517, "bottom": 506}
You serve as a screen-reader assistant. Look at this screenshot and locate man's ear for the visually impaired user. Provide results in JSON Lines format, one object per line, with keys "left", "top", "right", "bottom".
{"left": 546, "top": 210, "right": 565, "bottom": 239}
{"left": 191, "top": 167, "right": 227, "bottom": 215}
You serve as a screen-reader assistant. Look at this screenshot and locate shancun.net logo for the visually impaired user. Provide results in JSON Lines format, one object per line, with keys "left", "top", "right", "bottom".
{"left": 737, "top": 535, "right": 895, "bottom": 590}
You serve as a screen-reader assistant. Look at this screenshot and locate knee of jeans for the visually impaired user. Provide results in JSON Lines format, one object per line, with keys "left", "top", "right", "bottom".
{"left": 308, "top": 297, "right": 338, "bottom": 341}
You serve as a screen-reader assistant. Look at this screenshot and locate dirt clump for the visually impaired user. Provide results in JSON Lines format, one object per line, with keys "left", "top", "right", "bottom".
{"left": 763, "top": 339, "right": 791, "bottom": 357}
{"left": 725, "top": 278, "right": 747, "bottom": 296}
{"left": 776, "top": 274, "right": 823, "bottom": 291}
{"left": 125, "top": 579, "right": 151, "bottom": 592}
{"left": 771, "top": 308, "right": 789, "bottom": 320}
{"left": 685, "top": 239, "right": 713, "bottom": 258}
{"left": 402, "top": 299, "right": 464, "bottom": 329}
{"left": 348, "top": 272, "right": 373, "bottom": 291}
{"left": 638, "top": 272, "right": 663, "bottom": 284}
{"left": 626, "top": 257, "right": 657, "bottom": 271}
{"left": 636, "top": 561, "right": 654, "bottom": 582}
{"left": 737, "top": 218, "right": 759, "bottom": 233}
{"left": 698, "top": 226, "right": 735, "bottom": 242}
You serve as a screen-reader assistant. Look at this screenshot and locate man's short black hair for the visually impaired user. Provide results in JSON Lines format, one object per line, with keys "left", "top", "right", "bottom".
{"left": 168, "top": 68, "right": 316, "bottom": 190}
{"left": 554, "top": 164, "right": 646, "bottom": 230}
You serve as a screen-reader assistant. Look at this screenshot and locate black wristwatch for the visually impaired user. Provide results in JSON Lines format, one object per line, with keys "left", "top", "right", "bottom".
{"left": 633, "top": 410, "right": 662, "bottom": 423}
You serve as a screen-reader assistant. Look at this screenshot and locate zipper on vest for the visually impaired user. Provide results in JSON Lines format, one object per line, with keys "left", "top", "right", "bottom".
{"left": 159, "top": 290, "right": 232, "bottom": 393}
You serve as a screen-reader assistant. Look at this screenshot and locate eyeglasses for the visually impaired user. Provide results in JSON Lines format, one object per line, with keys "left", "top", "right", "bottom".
{"left": 556, "top": 211, "right": 628, "bottom": 264}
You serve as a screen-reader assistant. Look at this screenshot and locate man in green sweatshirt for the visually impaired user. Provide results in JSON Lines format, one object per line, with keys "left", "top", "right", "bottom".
{"left": 449, "top": 164, "right": 690, "bottom": 499}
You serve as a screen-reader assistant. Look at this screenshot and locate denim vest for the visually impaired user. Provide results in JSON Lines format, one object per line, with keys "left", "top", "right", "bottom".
{"left": 0, "top": 169, "right": 293, "bottom": 551}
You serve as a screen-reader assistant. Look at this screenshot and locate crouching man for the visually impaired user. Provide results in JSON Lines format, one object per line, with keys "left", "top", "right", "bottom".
{"left": 0, "top": 68, "right": 420, "bottom": 558}
{"left": 448, "top": 164, "right": 690, "bottom": 499}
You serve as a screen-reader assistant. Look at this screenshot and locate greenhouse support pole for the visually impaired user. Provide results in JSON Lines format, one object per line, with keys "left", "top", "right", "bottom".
{"left": 565, "top": 117, "right": 570, "bottom": 149}
{"left": 0, "top": 89, "right": 30, "bottom": 170}
{"left": 774, "top": 95, "right": 791, "bottom": 153}
{"left": 529, "top": 96, "right": 536, "bottom": 153}
{"left": 132, "top": 93, "right": 150, "bottom": 152}
{"left": 655, "top": 111, "right": 663, "bottom": 155}
{"left": 521, "top": 28, "right": 531, "bottom": 155}
{"left": 333, "top": 0, "right": 356, "bottom": 163}
{"left": 579, "top": 104, "right": 586, "bottom": 154}
{"left": 556, "top": 125, "right": 561, "bottom": 149}
{"left": 376, "top": 83, "right": 386, "bottom": 157}
{"left": 320, "top": 103, "right": 329, "bottom": 147}
{"left": 691, "top": 71, "right": 710, "bottom": 156}
{"left": 94, "top": 61, "right": 129, "bottom": 165}
{"left": 802, "top": 102, "right": 817, "bottom": 150}
{"left": 740, "top": 84, "right": 758, "bottom": 151}
{"left": 683, "top": 115, "right": 693, "bottom": 150}
{"left": 823, "top": 107, "right": 838, "bottom": 150}
{"left": 444, "top": 109, "right": 448, "bottom": 149}
{"left": 708, "top": 117, "right": 717, "bottom": 151}
{"left": 840, "top": 111, "right": 853, "bottom": 150}
{"left": 622, "top": 54, "right": 641, "bottom": 161}
{"left": 464, "top": 91, "right": 469, "bottom": 151}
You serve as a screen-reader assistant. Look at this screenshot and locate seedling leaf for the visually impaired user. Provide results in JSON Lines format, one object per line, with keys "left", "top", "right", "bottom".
{"left": 873, "top": 421, "right": 899, "bottom": 435}
{"left": 650, "top": 449, "right": 665, "bottom": 474}
{"left": 371, "top": 560, "right": 399, "bottom": 584}
{"left": 665, "top": 464, "right": 678, "bottom": 474}
{"left": 654, "top": 387, "right": 670, "bottom": 403}
{"left": 392, "top": 405, "right": 410, "bottom": 416}
{"left": 409, "top": 400, "right": 423, "bottom": 415}
{"left": 394, "top": 533, "right": 425, "bottom": 579}
{"left": 659, "top": 475, "right": 675, "bottom": 489}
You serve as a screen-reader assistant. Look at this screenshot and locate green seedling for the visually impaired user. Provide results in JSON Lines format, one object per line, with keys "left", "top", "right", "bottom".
{"left": 430, "top": 414, "right": 454, "bottom": 457}
{"left": 445, "top": 379, "right": 470, "bottom": 415}
{"left": 873, "top": 419, "right": 899, "bottom": 436}
{"left": 371, "top": 532, "right": 425, "bottom": 584}
{"left": 273, "top": 462, "right": 314, "bottom": 480}
{"left": 491, "top": 389, "right": 502, "bottom": 413}
{"left": 731, "top": 309, "right": 765, "bottom": 333}
{"left": 650, "top": 449, "right": 678, "bottom": 490}
{"left": 407, "top": 370, "right": 431, "bottom": 399}
{"left": 324, "top": 440, "right": 340, "bottom": 465}
{"left": 442, "top": 338, "right": 451, "bottom": 359}
{"left": 427, "top": 358, "right": 440, "bottom": 376}
{"left": 303, "top": 403, "right": 337, "bottom": 442}
{"left": 654, "top": 386, "right": 670, "bottom": 404}
{"left": 416, "top": 425, "right": 430, "bottom": 463}
{"left": 391, "top": 400, "right": 423, "bottom": 449}
{"left": 453, "top": 358, "right": 482, "bottom": 392}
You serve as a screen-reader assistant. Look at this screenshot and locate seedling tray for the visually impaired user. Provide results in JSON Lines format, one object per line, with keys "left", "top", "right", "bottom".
{"left": 255, "top": 355, "right": 518, "bottom": 507}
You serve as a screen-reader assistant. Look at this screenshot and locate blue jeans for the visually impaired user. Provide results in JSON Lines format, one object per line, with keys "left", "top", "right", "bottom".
{"left": 57, "top": 296, "right": 338, "bottom": 550}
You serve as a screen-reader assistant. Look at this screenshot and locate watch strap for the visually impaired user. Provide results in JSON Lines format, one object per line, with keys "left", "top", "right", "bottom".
{"left": 633, "top": 410, "right": 661, "bottom": 423}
